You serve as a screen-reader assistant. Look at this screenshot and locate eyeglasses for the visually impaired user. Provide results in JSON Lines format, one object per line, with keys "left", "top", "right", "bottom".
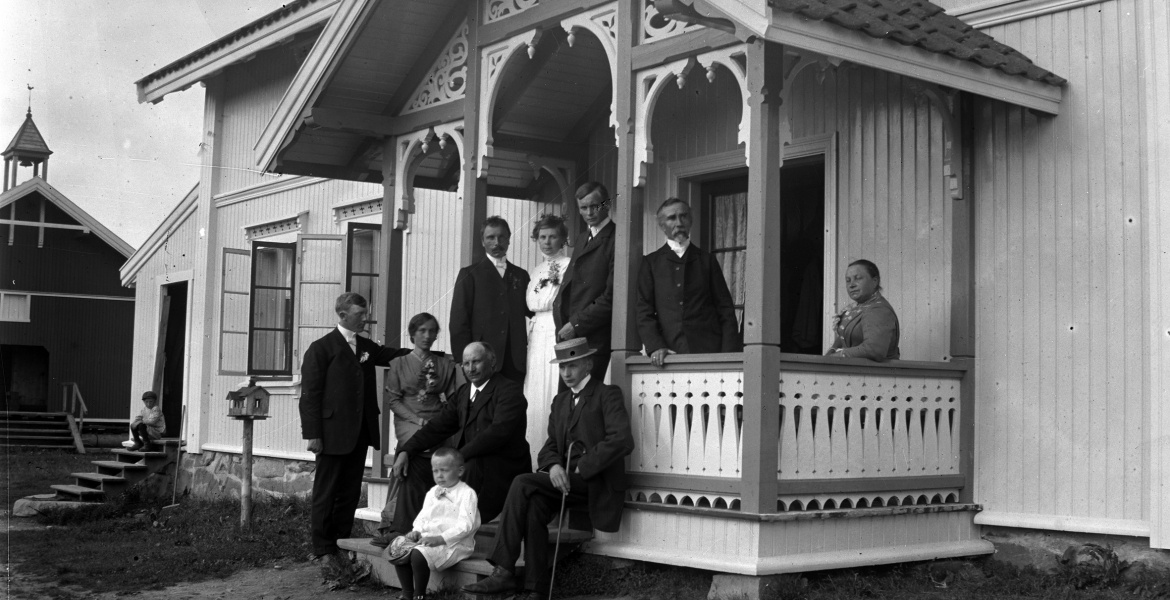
{"left": 579, "top": 200, "right": 610, "bottom": 214}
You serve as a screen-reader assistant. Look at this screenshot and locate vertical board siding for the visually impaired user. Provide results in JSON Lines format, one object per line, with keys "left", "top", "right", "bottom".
{"left": 129, "top": 207, "right": 199, "bottom": 423}
{"left": 973, "top": 0, "right": 1149, "bottom": 530}
{"left": 218, "top": 48, "right": 301, "bottom": 195}
{"left": 1142, "top": 0, "right": 1170, "bottom": 548}
{"left": 642, "top": 63, "right": 952, "bottom": 360}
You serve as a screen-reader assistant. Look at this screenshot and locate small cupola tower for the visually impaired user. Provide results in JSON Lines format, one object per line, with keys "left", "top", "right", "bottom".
{"left": 3, "top": 108, "right": 53, "bottom": 192}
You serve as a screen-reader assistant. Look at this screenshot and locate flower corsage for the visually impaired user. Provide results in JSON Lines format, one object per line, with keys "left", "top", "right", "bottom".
{"left": 535, "top": 260, "right": 562, "bottom": 292}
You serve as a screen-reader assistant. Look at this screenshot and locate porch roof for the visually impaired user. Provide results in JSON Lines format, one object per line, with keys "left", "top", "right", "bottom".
{"left": 255, "top": 0, "right": 1064, "bottom": 179}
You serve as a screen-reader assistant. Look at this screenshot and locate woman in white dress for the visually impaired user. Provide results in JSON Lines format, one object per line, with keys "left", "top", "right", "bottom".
{"left": 524, "top": 214, "right": 571, "bottom": 465}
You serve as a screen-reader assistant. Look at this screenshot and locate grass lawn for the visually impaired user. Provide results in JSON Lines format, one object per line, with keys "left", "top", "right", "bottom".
{"left": 2, "top": 447, "right": 118, "bottom": 508}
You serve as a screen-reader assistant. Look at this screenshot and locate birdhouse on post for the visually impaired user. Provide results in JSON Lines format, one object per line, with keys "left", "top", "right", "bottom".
{"left": 227, "top": 385, "right": 270, "bottom": 419}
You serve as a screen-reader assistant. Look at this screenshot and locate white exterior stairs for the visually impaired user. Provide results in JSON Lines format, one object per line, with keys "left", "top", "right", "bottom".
{"left": 340, "top": 520, "right": 593, "bottom": 592}
{"left": 1, "top": 411, "right": 84, "bottom": 452}
{"left": 48, "top": 439, "right": 184, "bottom": 502}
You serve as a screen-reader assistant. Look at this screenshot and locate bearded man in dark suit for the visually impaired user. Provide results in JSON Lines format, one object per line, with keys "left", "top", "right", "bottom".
{"left": 637, "top": 197, "right": 741, "bottom": 367}
{"left": 388, "top": 341, "right": 531, "bottom": 538}
{"left": 299, "top": 292, "right": 409, "bottom": 577}
{"left": 450, "top": 216, "right": 532, "bottom": 385}
{"left": 553, "top": 181, "right": 615, "bottom": 387}
{"left": 464, "top": 337, "right": 634, "bottom": 600}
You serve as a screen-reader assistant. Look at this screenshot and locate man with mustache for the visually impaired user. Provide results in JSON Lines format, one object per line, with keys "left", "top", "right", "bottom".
{"left": 449, "top": 216, "right": 532, "bottom": 384}
{"left": 636, "top": 198, "right": 741, "bottom": 366}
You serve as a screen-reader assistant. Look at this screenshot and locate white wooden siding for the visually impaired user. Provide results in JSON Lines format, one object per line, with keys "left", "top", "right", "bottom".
{"left": 971, "top": 0, "right": 1150, "bottom": 535}
{"left": 218, "top": 49, "right": 301, "bottom": 195}
{"left": 127, "top": 207, "right": 199, "bottom": 424}
{"left": 644, "top": 63, "right": 953, "bottom": 361}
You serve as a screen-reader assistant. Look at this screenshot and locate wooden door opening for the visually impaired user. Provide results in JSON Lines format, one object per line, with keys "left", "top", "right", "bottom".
{"left": 700, "top": 155, "right": 827, "bottom": 354}
{"left": 1, "top": 344, "right": 49, "bottom": 411}
{"left": 156, "top": 281, "right": 188, "bottom": 436}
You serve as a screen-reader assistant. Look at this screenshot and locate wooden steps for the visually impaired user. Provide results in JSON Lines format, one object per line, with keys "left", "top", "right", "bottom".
{"left": 0, "top": 411, "right": 84, "bottom": 452}
{"left": 47, "top": 439, "right": 184, "bottom": 502}
{"left": 341, "top": 521, "right": 592, "bottom": 592}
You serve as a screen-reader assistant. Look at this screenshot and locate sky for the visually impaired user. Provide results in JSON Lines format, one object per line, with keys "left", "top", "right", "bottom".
{"left": 0, "top": 0, "right": 288, "bottom": 249}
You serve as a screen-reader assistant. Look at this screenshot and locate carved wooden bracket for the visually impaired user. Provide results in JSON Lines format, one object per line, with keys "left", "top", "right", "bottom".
{"left": 526, "top": 154, "right": 577, "bottom": 207}
{"left": 561, "top": 2, "right": 619, "bottom": 145}
{"left": 778, "top": 53, "right": 839, "bottom": 151}
{"left": 394, "top": 120, "right": 465, "bottom": 229}
{"left": 477, "top": 30, "right": 542, "bottom": 178}
{"left": 633, "top": 44, "right": 748, "bottom": 186}
{"left": 910, "top": 82, "right": 964, "bottom": 200}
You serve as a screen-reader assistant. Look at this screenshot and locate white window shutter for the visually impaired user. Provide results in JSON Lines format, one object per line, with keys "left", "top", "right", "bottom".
{"left": 218, "top": 248, "right": 251, "bottom": 375}
{"left": 294, "top": 234, "right": 345, "bottom": 373}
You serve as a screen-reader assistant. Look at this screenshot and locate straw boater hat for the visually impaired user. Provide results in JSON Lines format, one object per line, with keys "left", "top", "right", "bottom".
{"left": 549, "top": 337, "right": 597, "bottom": 364}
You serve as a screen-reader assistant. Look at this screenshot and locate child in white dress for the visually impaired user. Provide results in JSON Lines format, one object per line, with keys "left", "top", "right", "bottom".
{"left": 393, "top": 447, "right": 481, "bottom": 600}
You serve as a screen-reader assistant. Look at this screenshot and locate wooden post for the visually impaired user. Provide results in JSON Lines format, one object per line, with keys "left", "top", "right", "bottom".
{"left": 460, "top": 2, "right": 488, "bottom": 268}
{"left": 3, "top": 158, "right": 9, "bottom": 192}
{"left": 952, "top": 92, "right": 977, "bottom": 502}
{"left": 608, "top": 0, "right": 642, "bottom": 396}
{"left": 376, "top": 135, "right": 404, "bottom": 478}
{"left": 41, "top": 158, "right": 47, "bottom": 183}
{"left": 739, "top": 40, "right": 785, "bottom": 515}
{"left": 240, "top": 417, "right": 254, "bottom": 531}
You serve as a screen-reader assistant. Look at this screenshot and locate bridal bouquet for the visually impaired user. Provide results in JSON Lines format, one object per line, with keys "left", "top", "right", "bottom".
{"left": 535, "top": 260, "right": 562, "bottom": 292}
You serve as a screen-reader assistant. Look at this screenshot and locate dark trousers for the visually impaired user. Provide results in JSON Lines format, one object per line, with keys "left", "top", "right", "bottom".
{"left": 311, "top": 426, "right": 370, "bottom": 556}
{"left": 489, "top": 471, "right": 588, "bottom": 591}
{"left": 499, "top": 337, "right": 526, "bottom": 386}
{"left": 558, "top": 350, "right": 610, "bottom": 393}
{"left": 130, "top": 423, "right": 154, "bottom": 447}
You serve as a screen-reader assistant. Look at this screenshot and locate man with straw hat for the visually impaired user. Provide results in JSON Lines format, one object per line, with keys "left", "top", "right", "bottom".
{"left": 463, "top": 337, "right": 634, "bottom": 600}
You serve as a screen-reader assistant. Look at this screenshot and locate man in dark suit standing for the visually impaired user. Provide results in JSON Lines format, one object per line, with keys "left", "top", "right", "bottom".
{"left": 553, "top": 182, "right": 615, "bottom": 386}
{"left": 299, "top": 292, "right": 408, "bottom": 577}
{"left": 637, "top": 198, "right": 741, "bottom": 366}
{"left": 388, "top": 341, "right": 531, "bottom": 537}
{"left": 463, "top": 337, "right": 634, "bottom": 599}
{"left": 450, "top": 216, "right": 531, "bottom": 385}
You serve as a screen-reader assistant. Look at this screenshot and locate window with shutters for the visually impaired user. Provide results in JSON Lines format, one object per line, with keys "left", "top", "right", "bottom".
{"left": 346, "top": 223, "right": 381, "bottom": 342}
{"left": 219, "top": 249, "right": 250, "bottom": 375}
{"left": 248, "top": 242, "right": 296, "bottom": 376}
{"left": 0, "top": 292, "right": 31, "bottom": 322}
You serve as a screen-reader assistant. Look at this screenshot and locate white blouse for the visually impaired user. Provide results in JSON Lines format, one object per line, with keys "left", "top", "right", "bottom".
{"left": 526, "top": 249, "right": 570, "bottom": 314}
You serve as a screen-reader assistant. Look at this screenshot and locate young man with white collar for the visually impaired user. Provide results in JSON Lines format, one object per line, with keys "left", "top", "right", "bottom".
{"left": 449, "top": 216, "right": 532, "bottom": 385}
{"left": 553, "top": 182, "right": 616, "bottom": 388}
{"left": 636, "top": 197, "right": 741, "bottom": 367}
{"left": 463, "top": 337, "right": 633, "bottom": 600}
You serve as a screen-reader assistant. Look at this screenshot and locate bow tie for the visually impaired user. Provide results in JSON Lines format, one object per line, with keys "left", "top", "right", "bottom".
{"left": 436, "top": 487, "right": 450, "bottom": 499}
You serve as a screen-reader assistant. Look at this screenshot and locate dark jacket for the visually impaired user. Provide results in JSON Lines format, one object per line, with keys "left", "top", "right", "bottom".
{"left": 400, "top": 375, "right": 532, "bottom": 515}
{"left": 553, "top": 221, "right": 616, "bottom": 351}
{"left": 538, "top": 378, "right": 633, "bottom": 533}
{"left": 449, "top": 258, "right": 532, "bottom": 373}
{"left": 298, "top": 329, "right": 408, "bottom": 455}
{"left": 636, "top": 243, "right": 741, "bottom": 355}
{"left": 826, "top": 295, "right": 901, "bottom": 361}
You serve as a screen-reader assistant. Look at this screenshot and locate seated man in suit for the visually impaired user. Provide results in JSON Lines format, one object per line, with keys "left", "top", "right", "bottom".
{"left": 298, "top": 292, "right": 410, "bottom": 579}
{"left": 636, "top": 198, "right": 741, "bottom": 367}
{"left": 387, "top": 341, "right": 531, "bottom": 542}
{"left": 463, "top": 338, "right": 634, "bottom": 600}
{"left": 450, "top": 216, "right": 532, "bottom": 385}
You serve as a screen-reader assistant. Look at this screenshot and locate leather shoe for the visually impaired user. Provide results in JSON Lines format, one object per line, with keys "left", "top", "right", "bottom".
{"left": 462, "top": 566, "right": 516, "bottom": 593}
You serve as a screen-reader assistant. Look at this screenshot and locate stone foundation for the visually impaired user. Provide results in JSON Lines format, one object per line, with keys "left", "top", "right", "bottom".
{"left": 180, "top": 451, "right": 319, "bottom": 499}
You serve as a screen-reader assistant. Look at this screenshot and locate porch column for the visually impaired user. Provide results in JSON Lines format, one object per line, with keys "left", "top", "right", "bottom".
{"left": 608, "top": 0, "right": 641, "bottom": 396}
{"left": 376, "top": 135, "right": 405, "bottom": 477}
{"left": 460, "top": 4, "right": 488, "bottom": 267}
{"left": 951, "top": 93, "right": 976, "bottom": 503}
{"left": 740, "top": 40, "right": 785, "bottom": 514}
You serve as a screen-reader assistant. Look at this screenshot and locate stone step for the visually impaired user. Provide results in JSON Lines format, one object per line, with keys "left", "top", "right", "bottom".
{"left": 72, "top": 472, "right": 128, "bottom": 490}
{"left": 50, "top": 484, "right": 105, "bottom": 501}
{"left": 93, "top": 460, "right": 148, "bottom": 474}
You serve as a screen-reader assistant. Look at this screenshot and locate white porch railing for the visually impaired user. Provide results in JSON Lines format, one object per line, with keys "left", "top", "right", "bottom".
{"left": 624, "top": 354, "right": 971, "bottom": 513}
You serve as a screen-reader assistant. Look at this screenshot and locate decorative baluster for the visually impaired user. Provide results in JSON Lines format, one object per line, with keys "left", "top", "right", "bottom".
{"left": 923, "top": 403, "right": 941, "bottom": 473}
{"left": 828, "top": 400, "right": 848, "bottom": 476}
{"left": 891, "top": 406, "right": 910, "bottom": 475}
{"left": 936, "top": 406, "right": 954, "bottom": 473}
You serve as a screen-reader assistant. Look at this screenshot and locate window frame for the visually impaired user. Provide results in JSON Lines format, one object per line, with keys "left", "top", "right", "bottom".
{"left": 345, "top": 222, "right": 382, "bottom": 340}
{"left": 700, "top": 177, "right": 749, "bottom": 323}
{"left": 247, "top": 240, "right": 297, "bottom": 377}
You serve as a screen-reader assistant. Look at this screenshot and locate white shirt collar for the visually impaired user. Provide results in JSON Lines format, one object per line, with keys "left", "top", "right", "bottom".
{"left": 589, "top": 217, "right": 611, "bottom": 238}
{"left": 570, "top": 374, "right": 592, "bottom": 395}
{"left": 489, "top": 255, "right": 508, "bottom": 269}
{"left": 471, "top": 377, "right": 490, "bottom": 396}
{"left": 337, "top": 324, "right": 359, "bottom": 344}
{"left": 666, "top": 236, "right": 691, "bottom": 257}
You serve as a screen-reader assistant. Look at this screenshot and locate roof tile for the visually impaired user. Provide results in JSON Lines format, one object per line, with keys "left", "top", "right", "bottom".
{"left": 773, "top": 0, "right": 1065, "bottom": 86}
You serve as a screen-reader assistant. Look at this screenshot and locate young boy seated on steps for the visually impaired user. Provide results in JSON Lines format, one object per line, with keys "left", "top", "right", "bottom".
{"left": 129, "top": 391, "right": 165, "bottom": 451}
{"left": 388, "top": 447, "right": 481, "bottom": 600}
